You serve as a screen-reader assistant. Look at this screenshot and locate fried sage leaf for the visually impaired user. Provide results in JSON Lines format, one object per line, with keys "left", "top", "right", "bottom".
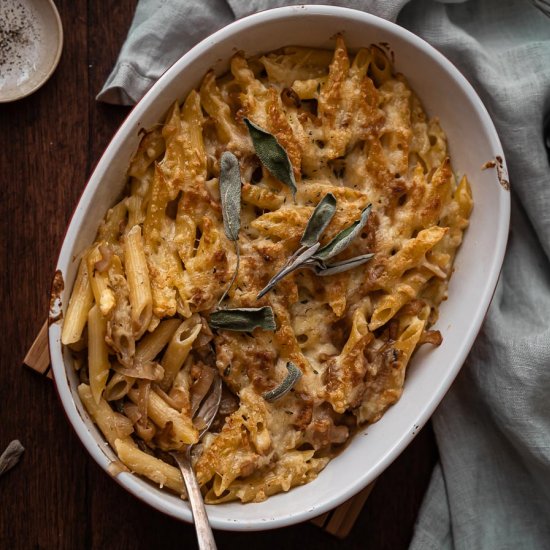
{"left": 219, "top": 151, "right": 242, "bottom": 242}
{"left": 218, "top": 151, "right": 242, "bottom": 306}
{"left": 313, "top": 204, "right": 372, "bottom": 261}
{"left": 256, "top": 243, "right": 320, "bottom": 299}
{"left": 311, "top": 253, "right": 375, "bottom": 276}
{"left": 300, "top": 193, "right": 336, "bottom": 247}
{"left": 243, "top": 118, "right": 297, "bottom": 198}
{"left": 256, "top": 203, "right": 374, "bottom": 296}
{"left": 263, "top": 362, "right": 302, "bottom": 402}
{"left": 209, "top": 306, "right": 276, "bottom": 332}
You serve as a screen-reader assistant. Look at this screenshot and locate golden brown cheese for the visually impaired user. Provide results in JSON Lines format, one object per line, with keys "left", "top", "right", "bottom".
{"left": 63, "top": 36, "right": 473, "bottom": 504}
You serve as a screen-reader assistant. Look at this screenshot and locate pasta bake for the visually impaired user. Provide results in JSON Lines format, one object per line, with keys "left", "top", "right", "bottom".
{"left": 62, "top": 36, "right": 472, "bottom": 503}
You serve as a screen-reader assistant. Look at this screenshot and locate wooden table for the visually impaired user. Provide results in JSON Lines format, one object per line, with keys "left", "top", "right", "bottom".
{"left": 0, "top": 1, "right": 438, "bottom": 547}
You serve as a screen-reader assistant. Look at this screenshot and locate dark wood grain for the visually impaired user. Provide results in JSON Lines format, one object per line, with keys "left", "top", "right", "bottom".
{"left": 0, "top": 1, "right": 437, "bottom": 548}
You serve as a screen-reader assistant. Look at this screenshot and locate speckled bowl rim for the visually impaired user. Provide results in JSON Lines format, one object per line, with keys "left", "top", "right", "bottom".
{"left": 0, "top": 0, "right": 64, "bottom": 103}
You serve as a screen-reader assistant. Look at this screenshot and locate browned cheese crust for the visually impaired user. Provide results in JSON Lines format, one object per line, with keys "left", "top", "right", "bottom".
{"left": 66, "top": 36, "right": 473, "bottom": 503}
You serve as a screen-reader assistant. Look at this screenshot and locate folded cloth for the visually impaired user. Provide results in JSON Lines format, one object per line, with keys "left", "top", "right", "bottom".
{"left": 98, "top": 1, "right": 550, "bottom": 547}
{"left": 96, "top": 0, "right": 234, "bottom": 105}
{"left": 403, "top": 2, "right": 550, "bottom": 548}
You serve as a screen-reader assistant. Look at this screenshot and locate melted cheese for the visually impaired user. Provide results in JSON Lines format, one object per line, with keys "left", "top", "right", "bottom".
{"left": 68, "top": 36, "right": 473, "bottom": 504}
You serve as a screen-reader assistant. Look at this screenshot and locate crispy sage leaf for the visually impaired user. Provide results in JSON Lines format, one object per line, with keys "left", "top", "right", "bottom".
{"left": 312, "top": 253, "right": 375, "bottom": 276}
{"left": 244, "top": 118, "right": 297, "bottom": 197}
{"left": 217, "top": 151, "right": 242, "bottom": 306}
{"left": 209, "top": 306, "right": 276, "bottom": 332}
{"left": 0, "top": 440, "right": 24, "bottom": 477}
{"left": 313, "top": 204, "right": 372, "bottom": 261}
{"left": 256, "top": 243, "right": 320, "bottom": 299}
{"left": 301, "top": 193, "right": 336, "bottom": 247}
{"left": 256, "top": 203, "right": 374, "bottom": 296}
{"left": 263, "top": 362, "right": 302, "bottom": 402}
{"left": 219, "top": 151, "right": 242, "bottom": 242}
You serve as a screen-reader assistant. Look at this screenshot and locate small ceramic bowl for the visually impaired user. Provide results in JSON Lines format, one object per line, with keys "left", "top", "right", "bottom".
{"left": 0, "top": 0, "right": 63, "bottom": 103}
{"left": 49, "top": 6, "right": 510, "bottom": 531}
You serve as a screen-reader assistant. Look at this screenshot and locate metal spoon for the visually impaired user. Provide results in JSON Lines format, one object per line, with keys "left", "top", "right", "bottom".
{"left": 170, "top": 375, "right": 222, "bottom": 550}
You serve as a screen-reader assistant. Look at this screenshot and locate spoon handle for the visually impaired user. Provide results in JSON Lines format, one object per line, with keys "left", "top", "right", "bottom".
{"left": 173, "top": 452, "right": 217, "bottom": 550}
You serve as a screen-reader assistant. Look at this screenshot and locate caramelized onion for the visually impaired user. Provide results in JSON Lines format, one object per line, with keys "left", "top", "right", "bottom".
{"left": 153, "top": 384, "right": 182, "bottom": 411}
{"left": 419, "top": 329, "right": 443, "bottom": 347}
{"left": 113, "top": 361, "right": 164, "bottom": 381}
{"left": 190, "top": 365, "right": 215, "bottom": 416}
{"left": 136, "top": 380, "right": 151, "bottom": 425}
{"left": 94, "top": 244, "right": 113, "bottom": 272}
{"left": 154, "top": 420, "right": 177, "bottom": 451}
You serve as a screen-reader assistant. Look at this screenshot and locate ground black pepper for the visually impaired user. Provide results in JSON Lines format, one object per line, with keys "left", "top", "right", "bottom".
{"left": 0, "top": 1, "right": 40, "bottom": 76}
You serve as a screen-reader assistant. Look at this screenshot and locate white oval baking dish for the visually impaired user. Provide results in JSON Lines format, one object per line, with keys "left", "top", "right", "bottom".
{"left": 49, "top": 5, "right": 510, "bottom": 531}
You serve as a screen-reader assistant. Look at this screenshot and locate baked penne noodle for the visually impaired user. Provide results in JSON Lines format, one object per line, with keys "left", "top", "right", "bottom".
{"left": 241, "top": 182, "right": 285, "bottom": 211}
{"left": 369, "top": 268, "right": 433, "bottom": 331}
{"left": 124, "top": 225, "right": 153, "bottom": 339}
{"left": 369, "top": 45, "right": 393, "bottom": 86}
{"left": 200, "top": 70, "right": 244, "bottom": 146}
{"left": 103, "top": 373, "right": 134, "bottom": 402}
{"left": 87, "top": 244, "right": 116, "bottom": 317}
{"left": 114, "top": 437, "right": 184, "bottom": 494}
{"left": 260, "top": 46, "right": 332, "bottom": 87}
{"left": 167, "top": 361, "right": 192, "bottom": 414}
{"left": 98, "top": 199, "right": 128, "bottom": 245}
{"left": 127, "top": 387, "right": 198, "bottom": 446}
{"left": 63, "top": 38, "right": 472, "bottom": 503}
{"left": 143, "top": 164, "right": 171, "bottom": 246}
{"left": 126, "top": 193, "right": 146, "bottom": 230}
{"left": 78, "top": 383, "right": 133, "bottom": 447}
{"left": 394, "top": 308, "right": 430, "bottom": 368}
{"left": 106, "top": 255, "right": 135, "bottom": 366}
{"left": 205, "top": 450, "right": 328, "bottom": 504}
{"left": 61, "top": 255, "right": 94, "bottom": 345}
{"left": 180, "top": 89, "right": 207, "bottom": 181}
{"left": 134, "top": 318, "right": 181, "bottom": 364}
{"left": 128, "top": 127, "right": 165, "bottom": 180}
{"left": 455, "top": 175, "right": 474, "bottom": 220}
{"left": 160, "top": 316, "right": 202, "bottom": 391}
{"left": 87, "top": 304, "right": 110, "bottom": 404}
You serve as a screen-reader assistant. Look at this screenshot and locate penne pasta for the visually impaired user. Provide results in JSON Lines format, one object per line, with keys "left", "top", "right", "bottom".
{"left": 134, "top": 318, "right": 181, "bottom": 364}
{"left": 63, "top": 37, "right": 472, "bottom": 504}
{"left": 87, "top": 304, "right": 110, "bottom": 404}
{"left": 78, "top": 383, "right": 133, "bottom": 447}
{"left": 124, "top": 225, "right": 153, "bottom": 339}
{"left": 128, "top": 387, "right": 198, "bottom": 447}
{"left": 62, "top": 255, "right": 94, "bottom": 345}
{"left": 160, "top": 316, "right": 202, "bottom": 391}
{"left": 103, "top": 373, "right": 134, "bottom": 401}
{"left": 114, "top": 437, "right": 184, "bottom": 494}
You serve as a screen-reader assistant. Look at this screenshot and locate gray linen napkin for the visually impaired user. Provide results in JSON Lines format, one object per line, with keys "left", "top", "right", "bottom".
{"left": 98, "top": 1, "right": 550, "bottom": 547}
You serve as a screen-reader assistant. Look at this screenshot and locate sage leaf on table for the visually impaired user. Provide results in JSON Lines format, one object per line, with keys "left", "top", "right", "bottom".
{"left": 256, "top": 200, "right": 374, "bottom": 297}
{"left": 243, "top": 118, "right": 297, "bottom": 198}
{"left": 217, "top": 151, "right": 242, "bottom": 306}
{"left": 263, "top": 362, "right": 302, "bottom": 402}
{"left": 0, "top": 440, "right": 25, "bottom": 477}
{"left": 209, "top": 306, "right": 276, "bottom": 332}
